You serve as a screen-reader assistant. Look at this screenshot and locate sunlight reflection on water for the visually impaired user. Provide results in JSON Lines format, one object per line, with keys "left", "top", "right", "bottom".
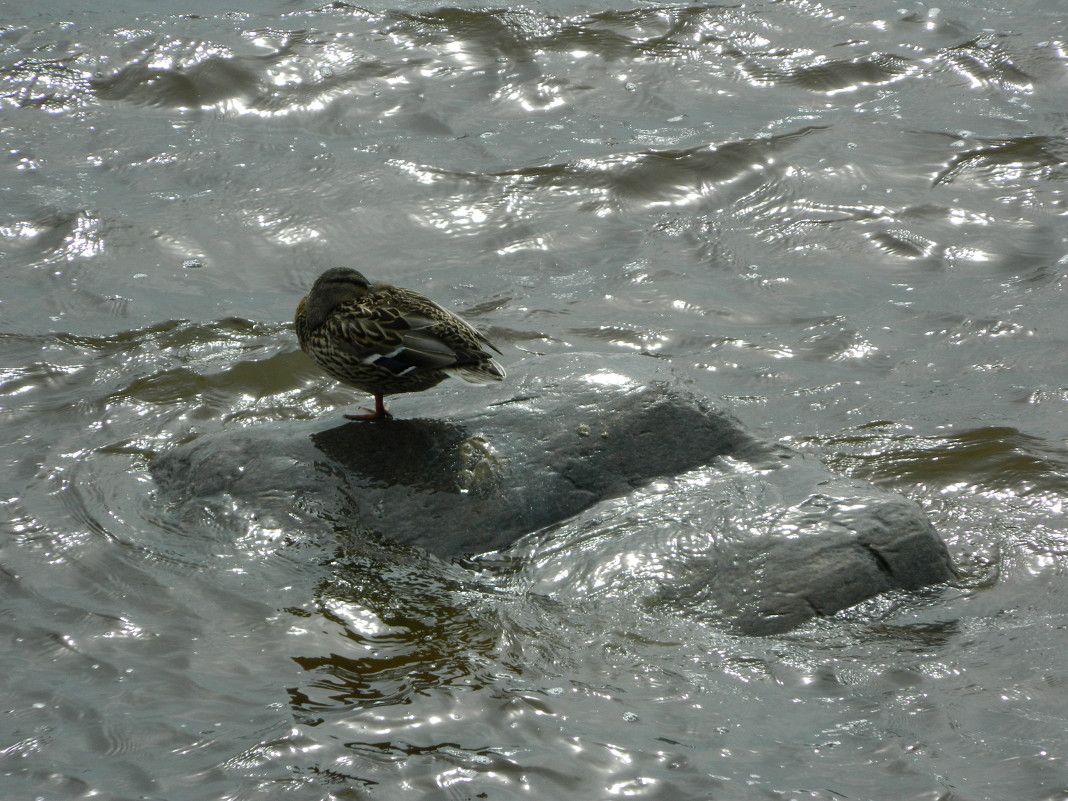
{"left": 2, "top": 0, "right": 1068, "bottom": 798}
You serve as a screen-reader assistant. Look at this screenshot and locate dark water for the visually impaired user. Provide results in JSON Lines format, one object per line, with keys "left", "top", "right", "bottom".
{"left": 3, "top": 0, "right": 1068, "bottom": 798}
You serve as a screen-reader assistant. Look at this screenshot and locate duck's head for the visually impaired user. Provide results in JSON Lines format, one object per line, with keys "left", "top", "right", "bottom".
{"left": 302, "top": 267, "right": 373, "bottom": 329}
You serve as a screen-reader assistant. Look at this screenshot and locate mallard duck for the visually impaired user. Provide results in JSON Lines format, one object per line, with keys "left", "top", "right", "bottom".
{"left": 295, "top": 267, "right": 505, "bottom": 420}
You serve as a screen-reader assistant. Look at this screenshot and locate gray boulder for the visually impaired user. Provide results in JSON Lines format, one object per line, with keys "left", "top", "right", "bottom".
{"left": 496, "top": 455, "right": 956, "bottom": 635}
{"left": 150, "top": 353, "right": 955, "bottom": 634}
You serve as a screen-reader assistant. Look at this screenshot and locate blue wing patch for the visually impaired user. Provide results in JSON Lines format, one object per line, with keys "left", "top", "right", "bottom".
{"left": 366, "top": 352, "right": 417, "bottom": 376}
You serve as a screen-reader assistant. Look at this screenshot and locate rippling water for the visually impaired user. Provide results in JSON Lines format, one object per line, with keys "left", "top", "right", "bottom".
{"left": 3, "top": 0, "right": 1068, "bottom": 798}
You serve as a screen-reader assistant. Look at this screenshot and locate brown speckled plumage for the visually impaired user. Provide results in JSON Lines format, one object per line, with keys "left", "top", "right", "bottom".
{"left": 295, "top": 267, "right": 505, "bottom": 419}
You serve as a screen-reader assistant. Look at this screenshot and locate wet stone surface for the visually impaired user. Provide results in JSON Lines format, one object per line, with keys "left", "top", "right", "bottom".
{"left": 152, "top": 354, "right": 956, "bottom": 634}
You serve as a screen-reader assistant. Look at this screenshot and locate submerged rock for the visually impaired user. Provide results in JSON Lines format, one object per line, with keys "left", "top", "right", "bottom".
{"left": 151, "top": 353, "right": 956, "bottom": 634}
{"left": 493, "top": 456, "right": 956, "bottom": 635}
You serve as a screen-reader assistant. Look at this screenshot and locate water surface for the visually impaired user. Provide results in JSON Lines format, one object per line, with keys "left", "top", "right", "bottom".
{"left": 2, "top": 0, "right": 1068, "bottom": 798}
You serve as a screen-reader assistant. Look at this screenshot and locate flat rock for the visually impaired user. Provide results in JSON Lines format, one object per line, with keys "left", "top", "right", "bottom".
{"left": 151, "top": 353, "right": 956, "bottom": 634}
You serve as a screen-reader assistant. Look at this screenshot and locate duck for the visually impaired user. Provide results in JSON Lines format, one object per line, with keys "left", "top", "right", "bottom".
{"left": 295, "top": 267, "right": 505, "bottom": 420}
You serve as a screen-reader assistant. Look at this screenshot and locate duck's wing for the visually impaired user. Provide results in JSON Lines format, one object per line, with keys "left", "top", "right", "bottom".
{"left": 381, "top": 287, "right": 503, "bottom": 355}
{"left": 426, "top": 302, "right": 502, "bottom": 355}
{"left": 405, "top": 299, "right": 506, "bottom": 379}
{"left": 327, "top": 304, "right": 471, "bottom": 375}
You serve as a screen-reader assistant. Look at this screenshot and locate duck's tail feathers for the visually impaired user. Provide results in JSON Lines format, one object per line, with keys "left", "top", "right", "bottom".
{"left": 448, "top": 357, "right": 506, "bottom": 384}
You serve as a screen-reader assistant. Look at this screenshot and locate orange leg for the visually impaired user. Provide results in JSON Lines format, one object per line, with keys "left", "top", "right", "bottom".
{"left": 344, "top": 393, "right": 392, "bottom": 421}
